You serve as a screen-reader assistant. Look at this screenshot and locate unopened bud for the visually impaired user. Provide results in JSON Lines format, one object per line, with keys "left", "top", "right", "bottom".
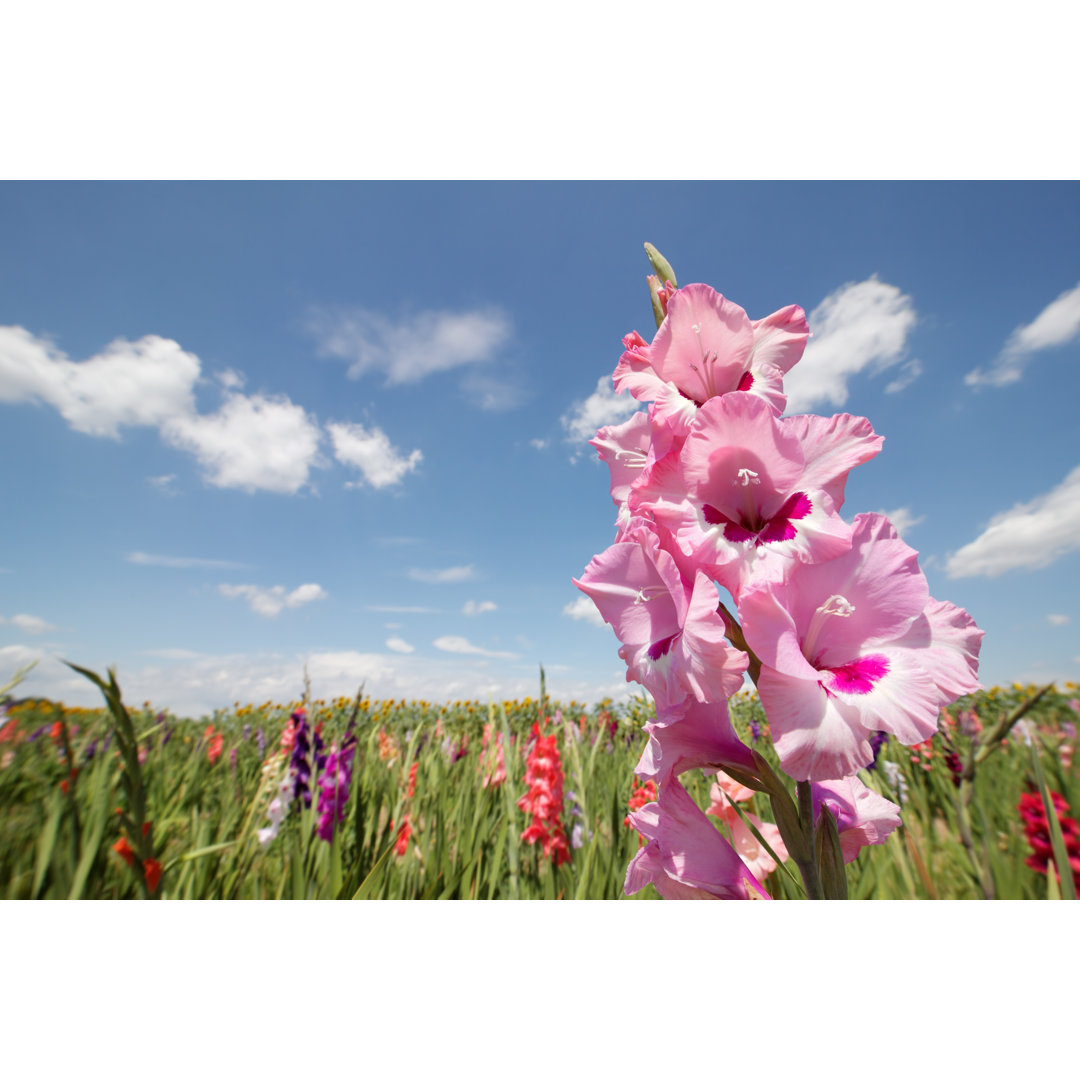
{"left": 644, "top": 242, "right": 677, "bottom": 289}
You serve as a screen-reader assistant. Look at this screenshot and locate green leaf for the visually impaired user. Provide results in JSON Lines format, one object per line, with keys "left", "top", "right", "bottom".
{"left": 815, "top": 804, "right": 849, "bottom": 900}
{"left": 33, "top": 792, "right": 64, "bottom": 899}
{"left": 1029, "top": 739, "right": 1078, "bottom": 901}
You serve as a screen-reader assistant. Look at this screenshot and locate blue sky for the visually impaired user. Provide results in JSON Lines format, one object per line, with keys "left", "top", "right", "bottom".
{"left": 2, "top": 181, "right": 1078, "bottom": 717}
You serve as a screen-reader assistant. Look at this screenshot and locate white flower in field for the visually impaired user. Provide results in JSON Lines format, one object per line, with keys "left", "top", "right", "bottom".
{"left": 882, "top": 760, "right": 908, "bottom": 806}
{"left": 1012, "top": 719, "right": 1034, "bottom": 747}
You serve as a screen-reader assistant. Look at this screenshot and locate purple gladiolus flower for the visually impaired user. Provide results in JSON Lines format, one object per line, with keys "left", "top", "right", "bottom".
{"left": 866, "top": 730, "right": 889, "bottom": 771}
{"left": 290, "top": 709, "right": 315, "bottom": 807}
{"left": 256, "top": 727, "right": 266, "bottom": 757}
{"left": 27, "top": 724, "right": 50, "bottom": 743}
{"left": 316, "top": 727, "right": 358, "bottom": 843}
{"left": 749, "top": 717, "right": 762, "bottom": 743}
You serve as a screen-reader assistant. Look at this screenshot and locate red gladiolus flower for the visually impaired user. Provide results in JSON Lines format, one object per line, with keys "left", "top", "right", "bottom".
{"left": 393, "top": 816, "right": 412, "bottom": 856}
{"left": 112, "top": 836, "right": 135, "bottom": 867}
{"left": 517, "top": 721, "right": 571, "bottom": 867}
{"left": 406, "top": 761, "right": 418, "bottom": 800}
{"left": 204, "top": 724, "right": 224, "bottom": 765}
{"left": 143, "top": 859, "right": 162, "bottom": 893}
{"left": 1018, "top": 789, "right": 1080, "bottom": 887}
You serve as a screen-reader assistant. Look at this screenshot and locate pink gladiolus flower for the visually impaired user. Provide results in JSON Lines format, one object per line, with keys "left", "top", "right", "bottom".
{"left": 614, "top": 284, "right": 809, "bottom": 457}
{"left": 574, "top": 521, "right": 747, "bottom": 708}
{"left": 811, "top": 775, "right": 902, "bottom": 862}
{"left": 590, "top": 410, "right": 653, "bottom": 536}
{"left": 707, "top": 772, "right": 789, "bottom": 880}
{"left": 629, "top": 393, "right": 880, "bottom": 599}
{"left": 636, "top": 699, "right": 756, "bottom": 788}
{"left": 625, "top": 777, "right": 770, "bottom": 900}
{"left": 739, "top": 513, "right": 983, "bottom": 780}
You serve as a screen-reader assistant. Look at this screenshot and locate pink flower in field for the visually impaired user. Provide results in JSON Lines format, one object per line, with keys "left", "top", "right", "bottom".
{"left": 625, "top": 776, "right": 770, "bottom": 900}
{"left": 629, "top": 393, "right": 881, "bottom": 600}
{"left": 707, "top": 772, "right": 789, "bottom": 880}
{"left": 706, "top": 772, "right": 757, "bottom": 822}
{"left": 479, "top": 723, "right": 507, "bottom": 788}
{"left": 613, "top": 284, "right": 809, "bottom": 456}
{"left": 574, "top": 521, "right": 747, "bottom": 709}
{"left": 739, "top": 513, "right": 983, "bottom": 780}
{"left": 811, "top": 775, "right": 902, "bottom": 862}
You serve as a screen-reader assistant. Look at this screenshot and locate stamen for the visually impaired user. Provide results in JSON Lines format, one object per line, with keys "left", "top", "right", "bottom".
{"left": 802, "top": 594, "right": 856, "bottom": 664}
{"left": 614, "top": 448, "right": 648, "bottom": 468}
{"left": 734, "top": 468, "right": 761, "bottom": 487}
{"left": 634, "top": 585, "right": 669, "bottom": 604}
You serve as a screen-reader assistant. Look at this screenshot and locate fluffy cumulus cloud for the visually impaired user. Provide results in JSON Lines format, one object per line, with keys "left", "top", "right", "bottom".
{"left": 127, "top": 552, "right": 251, "bottom": 570}
{"left": 162, "top": 393, "right": 323, "bottom": 495}
{"left": 966, "top": 282, "right": 1080, "bottom": 387}
{"left": 0, "top": 326, "right": 199, "bottom": 437}
{"left": 0, "top": 613, "right": 58, "bottom": 634}
{"left": 385, "top": 636, "right": 415, "bottom": 653}
{"left": 561, "top": 374, "right": 642, "bottom": 448}
{"left": 326, "top": 421, "right": 423, "bottom": 489}
{"left": 1047, "top": 614, "right": 1071, "bottom": 627}
{"left": 306, "top": 304, "right": 512, "bottom": 387}
{"left": 218, "top": 582, "right": 327, "bottom": 618}
{"left": 873, "top": 506, "right": 925, "bottom": 538}
{"left": 462, "top": 600, "right": 496, "bottom": 615}
{"left": 945, "top": 464, "right": 1080, "bottom": 578}
{"left": 407, "top": 566, "right": 476, "bottom": 584}
{"left": 0, "top": 324, "right": 429, "bottom": 497}
{"left": 783, "top": 276, "right": 918, "bottom": 413}
{"left": 433, "top": 635, "right": 520, "bottom": 660}
{"left": 562, "top": 594, "right": 606, "bottom": 627}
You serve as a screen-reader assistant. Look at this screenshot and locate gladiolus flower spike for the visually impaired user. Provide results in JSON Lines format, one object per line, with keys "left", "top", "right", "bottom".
{"left": 574, "top": 246, "right": 983, "bottom": 899}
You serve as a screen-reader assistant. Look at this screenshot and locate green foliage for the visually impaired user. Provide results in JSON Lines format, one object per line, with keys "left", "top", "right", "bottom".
{"left": 0, "top": 672, "right": 1077, "bottom": 899}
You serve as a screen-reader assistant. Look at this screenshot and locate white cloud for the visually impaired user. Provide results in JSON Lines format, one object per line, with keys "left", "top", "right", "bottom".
{"left": 148, "top": 474, "right": 180, "bottom": 496}
{"left": 385, "top": 637, "right": 415, "bottom": 653}
{"left": 945, "top": 464, "right": 1080, "bottom": 578}
{"left": 966, "top": 282, "right": 1080, "bottom": 387}
{"left": 218, "top": 582, "right": 327, "bottom": 618}
{"left": 326, "top": 421, "right": 422, "bottom": 488}
{"left": 162, "top": 392, "right": 323, "bottom": 494}
{"left": 562, "top": 594, "right": 606, "bottom": 627}
{"left": 463, "top": 600, "right": 497, "bottom": 616}
{"left": 128, "top": 551, "right": 251, "bottom": 570}
{"left": 873, "top": 507, "right": 925, "bottom": 538}
{"left": 1, "top": 613, "right": 58, "bottom": 635}
{"left": 407, "top": 566, "right": 476, "bottom": 584}
{"left": 884, "top": 358, "right": 923, "bottom": 394}
{"left": 561, "top": 375, "right": 642, "bottom": 448}
{"left": 783, "top": 276, "right": 918, "bottom": 413}
{"left": 1047, "top": 614, "right": 1071, "bottom": 627}
{"left": 433, "top": 635, "right": 520, "bottom": 660}
{"left": 530, "top": 438, "right": 550, "bottom": 450}
{"left": 0, "top": 326, "right": 200, "bottom": 438}
{"left": 307, "top": 305, "right": 512, "bottom": 386}
{"left": 366, "top": 604, "right": 440, "bottom": 614}
{"left": 8, "top": 646, "right": 636, "bottom": 720}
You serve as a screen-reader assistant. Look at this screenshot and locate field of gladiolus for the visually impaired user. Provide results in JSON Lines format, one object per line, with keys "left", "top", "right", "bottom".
{"left": 1, "top": 662, "right": 1077, "bottom": 900}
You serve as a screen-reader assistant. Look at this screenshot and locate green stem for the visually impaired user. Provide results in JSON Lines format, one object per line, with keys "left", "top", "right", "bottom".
{"left": 795, "top": 781, "right": 825, "bottom": 900}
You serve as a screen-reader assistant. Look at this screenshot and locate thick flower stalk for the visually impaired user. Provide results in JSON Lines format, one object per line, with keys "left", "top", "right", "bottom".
{"left": 575, "top": 244, "right": 983, "bottom": 900}
{"left": 517, "top": 720, "right": 571, "bottom": 868}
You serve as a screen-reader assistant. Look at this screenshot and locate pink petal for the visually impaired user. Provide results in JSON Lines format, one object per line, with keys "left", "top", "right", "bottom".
{"left": 812, "top": 776, "right": 901, "bottom": 862}
{"left": 758, "top": 666, "right": 877, "bottom": 780}
{"left": 784, "top": 413, "right": 884, "bottom": 509}
{"left": 749, "top": 304, "right": 810, "bottom": 376}
{"left": 649, "top": 284, "right": 755, "bottom": 404}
